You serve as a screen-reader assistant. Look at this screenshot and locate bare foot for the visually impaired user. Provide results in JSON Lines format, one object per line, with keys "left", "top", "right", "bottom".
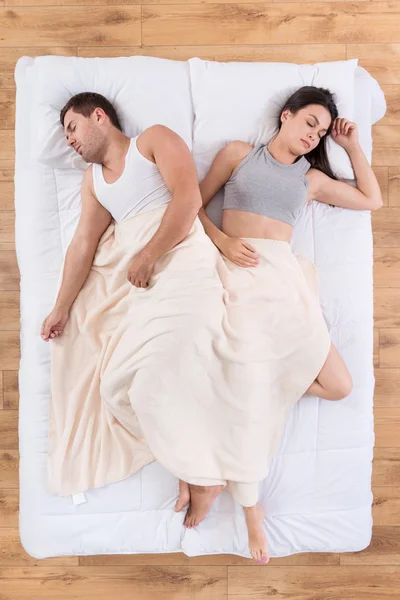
{"left": 244, "top": 503, "right": 269, "bottom": 564}
{"left": 184, "top": 484, "right": 224, "bottom": 528}
{"left": 174, "top": 480, "right": 190, "bottom": 512}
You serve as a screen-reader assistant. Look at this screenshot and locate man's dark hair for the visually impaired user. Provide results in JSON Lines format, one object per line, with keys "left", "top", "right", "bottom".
{"left": 60, "top": 92, "right": 122, "bottom": 131}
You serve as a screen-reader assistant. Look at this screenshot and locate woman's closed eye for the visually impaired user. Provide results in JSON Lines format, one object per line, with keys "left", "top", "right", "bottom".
{"left": 307, "top": 121, "right": 324, "bottom": 139}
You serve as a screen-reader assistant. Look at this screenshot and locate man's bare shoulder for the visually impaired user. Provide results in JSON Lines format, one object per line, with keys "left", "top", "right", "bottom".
{"left": 137, "top": 125, "right": 186, "bottom": 164}
{"left": 81, "top": 163, "right": 94, "bottom": 190}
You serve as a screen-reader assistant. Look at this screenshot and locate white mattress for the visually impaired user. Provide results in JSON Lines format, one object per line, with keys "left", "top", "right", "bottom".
{"left": 14, "top": 55, "right": 384, "bottom": 560}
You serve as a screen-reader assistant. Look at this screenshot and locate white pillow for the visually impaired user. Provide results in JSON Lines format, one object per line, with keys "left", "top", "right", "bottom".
{"left": 29, "top": 55, "right": 194, "bottom": 170}
{"left": 189, "top": 57, "right": 359, "bottom": 182}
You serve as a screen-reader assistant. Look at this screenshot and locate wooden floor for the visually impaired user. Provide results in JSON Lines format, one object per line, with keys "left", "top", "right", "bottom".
{"left": 1, "top": 1, "right": 400, "bottom": 598}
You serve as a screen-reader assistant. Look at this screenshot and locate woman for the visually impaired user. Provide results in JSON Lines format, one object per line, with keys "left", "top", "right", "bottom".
{"left": 189, "top": 86, "right": 383, "bottom": 564}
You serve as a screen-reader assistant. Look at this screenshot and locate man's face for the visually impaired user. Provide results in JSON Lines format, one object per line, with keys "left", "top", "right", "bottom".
{"left": 64, "top": 108, "right": 106, "bottom": 164}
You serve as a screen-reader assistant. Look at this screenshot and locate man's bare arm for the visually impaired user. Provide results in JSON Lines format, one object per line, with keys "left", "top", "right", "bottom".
{"left": 137, "top": 125, "right": 202, "bottom": 261}
{"left": 53, "top": 166, "right": 112, "bottom": 311}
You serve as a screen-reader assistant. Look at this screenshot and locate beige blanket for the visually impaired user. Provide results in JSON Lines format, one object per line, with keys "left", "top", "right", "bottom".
{"left": 49, "top": 205, "right": 331, "bottom": 507}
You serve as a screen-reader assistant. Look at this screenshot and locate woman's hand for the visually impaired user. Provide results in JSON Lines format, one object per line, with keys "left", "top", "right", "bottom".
{"left": 219, "top": 237, "right": 259, "bottom": 267}
{"left": 41, "top": 307, "right": 70, "bottom": 342}
{"left": 127, "top": 250, "right": 156, "bottom": 288}
{"left": 331, "top": 118, "right": 359, "bottom": 150}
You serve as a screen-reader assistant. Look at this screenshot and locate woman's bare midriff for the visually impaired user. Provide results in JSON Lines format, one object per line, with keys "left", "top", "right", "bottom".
{"left": 221, "top": 209, "right": 294, "bottom": 242}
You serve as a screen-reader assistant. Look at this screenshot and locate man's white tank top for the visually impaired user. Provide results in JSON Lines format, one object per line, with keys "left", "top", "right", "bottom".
{"left": 92, "top": 136, "right": 172, "bottom": 222}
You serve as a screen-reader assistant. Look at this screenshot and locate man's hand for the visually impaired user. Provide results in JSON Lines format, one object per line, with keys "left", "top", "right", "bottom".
{"left": 41, "top": 307, "right": 70, "bottom": 341}
{"left": 127, "top": 250, "right": 156, "bottom": 288}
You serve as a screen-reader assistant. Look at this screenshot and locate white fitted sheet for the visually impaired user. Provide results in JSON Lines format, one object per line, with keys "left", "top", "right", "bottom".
{"left": 14, "top": 55, "right": 384, "bottom": 559}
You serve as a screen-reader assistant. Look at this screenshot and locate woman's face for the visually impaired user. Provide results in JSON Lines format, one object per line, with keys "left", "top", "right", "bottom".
{"left": 281, "top": 104, "right": 332, "bottom": 156}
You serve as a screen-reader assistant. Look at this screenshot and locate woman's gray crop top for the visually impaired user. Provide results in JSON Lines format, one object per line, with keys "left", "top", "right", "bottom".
{"left": 223, "top": 143, "right": 311, "bottom": 227}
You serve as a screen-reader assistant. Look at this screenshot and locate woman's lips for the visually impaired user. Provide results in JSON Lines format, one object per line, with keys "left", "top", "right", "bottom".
{"left": 301, "top": 139, "right": 310, "bottom": 149}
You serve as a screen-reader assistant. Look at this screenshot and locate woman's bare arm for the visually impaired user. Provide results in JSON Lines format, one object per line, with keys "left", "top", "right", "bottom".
{"left": 198, "top": 141, "right": 252, "bottom": 249}
{"left": 310, "top": 121, "right": 383, "bottom": 210}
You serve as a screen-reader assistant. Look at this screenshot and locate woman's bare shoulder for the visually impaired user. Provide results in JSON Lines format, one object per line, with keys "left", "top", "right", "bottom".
{"left": 224, "top": 140, "right": 254, "bottom": 171}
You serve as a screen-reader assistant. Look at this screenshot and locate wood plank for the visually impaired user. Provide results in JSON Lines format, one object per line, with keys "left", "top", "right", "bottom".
{"left": 0, "top": 170, "right": 13, "bottom": 182}
{"left": 0, "top": 530, "right": 80, "bottom": 567}
{"left": 0, "top": 73, "right": 14, "bottom": 89}
{"left": 227, "top": 565, "right": 400, "bottom": 599}
{"left": 380, "top": 329, "right": 400, "bottom": 368}
{"left": 3, "top": 370, "right": 18, "bottom": 409}
{"left": 0, "top": 332, "right": 19, "bottom": 370}
{"left": 373, "top": 167, "right": 389, "bottom": 206}
{"left": 80, "top": 552, "right": 339, "bottom": 567}
{"left": 375, "top": 367, "right": 400, "bottom": 409}
{"left": 0, "top": 212, "right": 15, "bottom": 244}
{"left": 372, "top": 126, "right": 400, "bottom": 167}
{"left": 0, "top": 370, "right": 3, "bottom": 409}
{"left": 374, "top": 289, "right": 400, "bottom": 328}
{"left": 374, "top": 248, "right": 400, "bottom": 287}
{"left": 0, "top": 409, "right": 17, "bottom": 447}
{"left": 373, "top": 487, "right": 400, "bottom": 526}
{"left": 372, "top": 208, "right": 400, "bottom": 247}
{"left": 347, "top": 44, "right": 400, "bottom": 85}
{"left": 0, "top": 488, "right": 18, "bottom": 527}
{"left": 340, "top": 527, "right": 400, "bottom": 565}
{"left": 78, "top": 44, "right": 347, "bottom": 62}
{"left": 1, "top": 0, "right": 375, "bottom": 4}
{"left": 0, "top": 131, "right": 14, "bottom": 163}
{"left": 0, "top": 242, "right": 15, "bottom": 251}
{"left": 0, "top": 250, "right": 19, "bottom": 290}
{"left": 374, "top": 328, "right": 380, "bottom": 367}
{"left": 142, "top": 3, "right": 400, "bottom": 47}
{"left": 0, "top": 89, "right": 14, "bottom": 129}
{"left": 0, "top": 182, "right": 14, "bottom": 210}
{"left": 389, "top": 167, "right": 400, "bottom": 206}
{"left": 0, "top": 565, "right": 226, "bottom": 597}
{"left": 0, "top": 7, "right": 141, "bottom": 47}
{"left": 1, "top": 0, "right": 281, "bottom": 4}
{"left": 0, "top": 450, "right": 18, "bottom": 488}
{"left": 0, "top": 291, "right": 19, "bottom": 332}
{"left": 375, "top": 407, "right": 400, "bottom": 446}
{"left": 379, "top": 85, "right": 400, "bottom": 126}
{"left": 276, "top": 0, "right": 372, "bottom": 2}
{"left": 373, "top": 448, "right": 400, "bottom": 486}
{"left": 0, "top": 160, "right": 15, "bottom": 171}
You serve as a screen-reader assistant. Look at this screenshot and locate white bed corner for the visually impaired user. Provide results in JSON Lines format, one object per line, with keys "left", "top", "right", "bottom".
{"left": 14, "top": 54, "right": 386, "bottom": 560}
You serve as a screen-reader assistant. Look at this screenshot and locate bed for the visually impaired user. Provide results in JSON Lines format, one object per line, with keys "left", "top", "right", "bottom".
{"left": 14, "top": 54, "right": 386, "bottom": 559}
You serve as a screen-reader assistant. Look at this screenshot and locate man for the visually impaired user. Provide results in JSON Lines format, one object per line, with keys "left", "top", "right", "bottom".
{"left": 40, "top": 92, "right": 223, "bottom": 528}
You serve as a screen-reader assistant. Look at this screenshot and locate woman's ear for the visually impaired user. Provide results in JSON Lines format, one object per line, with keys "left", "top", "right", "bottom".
{"left": 281, "top": 109, "right": 291, "bottom": 124}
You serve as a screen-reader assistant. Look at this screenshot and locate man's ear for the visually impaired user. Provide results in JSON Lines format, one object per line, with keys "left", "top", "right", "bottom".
{"left": 94, "top": 107, "right": 106, "bottom": 123}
